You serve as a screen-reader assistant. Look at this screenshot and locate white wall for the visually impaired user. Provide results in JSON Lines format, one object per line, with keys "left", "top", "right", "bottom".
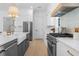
{"left": 0, "top": 7, "right": 34, "bottom": 49}
{"left": 0, "top": 10, "right": 8, "bottom": 32}
{"left": 33, "top": 8, "right": 47, "bottom": 39}
{"left": 32, "top": 4, "right": 57, "bottom": 46}
{"left": 33, "top": 3, "right": 58, "bottom": 46}
{"left": 0, "top": 8, "right": 33, "bottom": 32}
{"left": 15, "top": 8, "right": 33, "bottom": 32}
{"left": 61, "top": 7, "right": 79, "bottom": 33}
{"left": 33, "top": 6, "right": 51, "bottom": 46}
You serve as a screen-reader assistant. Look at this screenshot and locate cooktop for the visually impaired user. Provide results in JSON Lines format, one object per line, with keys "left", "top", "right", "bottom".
{"left": 49, "top": 33, "right": 73, "bottom": 37}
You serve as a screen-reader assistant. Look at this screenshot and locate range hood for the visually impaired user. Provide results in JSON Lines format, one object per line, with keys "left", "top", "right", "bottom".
{"left": 51, "top": 3, "right": 79, "bottom": 17}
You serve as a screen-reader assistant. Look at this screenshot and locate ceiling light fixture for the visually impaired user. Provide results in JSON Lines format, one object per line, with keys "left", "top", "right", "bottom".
{"left": 8, "top": 5, "right": 19, "bottom": 18}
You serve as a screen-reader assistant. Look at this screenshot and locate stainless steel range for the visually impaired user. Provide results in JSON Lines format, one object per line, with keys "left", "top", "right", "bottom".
{"left": 47, "top": 34, "right": 57, "bottom": 56}
{"left": 47, "top": 33, "right": 73, "bottom": 56}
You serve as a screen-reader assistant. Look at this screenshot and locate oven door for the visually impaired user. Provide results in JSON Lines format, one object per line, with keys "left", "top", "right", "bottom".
{"left": 47, "top": 40, "right": 56, "bottom": 56}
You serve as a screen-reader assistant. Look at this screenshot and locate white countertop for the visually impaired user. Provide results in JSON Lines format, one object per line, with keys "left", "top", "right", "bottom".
{"left": 56, "top": 37, "right": 79, "bottom": 52}
{"left": 0, "top": 34, "right": 16, "bottom": 47}
{"left": 14, "top": 32, "right": 29, "bottom": 45}
{"left": 0, "top": 32, "right": 29, "bottom": 46}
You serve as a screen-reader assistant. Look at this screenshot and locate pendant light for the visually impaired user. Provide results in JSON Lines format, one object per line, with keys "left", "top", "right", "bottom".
{"left": 8, "top": 5, "right": 19, "bottom": 19}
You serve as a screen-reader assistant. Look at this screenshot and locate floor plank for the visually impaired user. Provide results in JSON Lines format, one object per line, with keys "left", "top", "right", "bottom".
{"left": 25, "top": 39, "right": 48, "bottom": 56}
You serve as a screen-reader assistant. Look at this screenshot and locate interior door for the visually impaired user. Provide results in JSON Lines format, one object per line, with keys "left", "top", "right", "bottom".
{"left": 33, "top": 9, "right": 43, "bottom": 39}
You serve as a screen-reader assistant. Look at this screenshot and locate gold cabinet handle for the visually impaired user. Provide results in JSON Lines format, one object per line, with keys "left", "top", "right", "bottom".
{"left": 67, "top": 50, "right": 74, "bottom": 56}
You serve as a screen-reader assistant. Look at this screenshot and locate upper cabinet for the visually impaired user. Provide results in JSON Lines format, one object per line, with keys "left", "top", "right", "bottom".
{"left": 51, "top": 3, "right": 79, "bottom": 17}
{"left": 47, "top": 17, "right": 59, "bottom": 27}
{"left": 47, "top": 17, "right": 55, "bottom": 26}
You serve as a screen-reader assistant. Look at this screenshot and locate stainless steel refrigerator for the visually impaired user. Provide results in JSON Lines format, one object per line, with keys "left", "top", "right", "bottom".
{"left": 23, "top": 21, "right": 33, "bottom": 41}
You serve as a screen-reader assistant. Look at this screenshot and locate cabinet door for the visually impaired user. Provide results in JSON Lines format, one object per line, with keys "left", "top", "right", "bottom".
{"left": 57, "top": 41, "right": 62, "bottom": 56}
{"left": 57, "top": 40, "right": 79, "bottom": 56}
{"left": 47, "top": 17, "right": 54, "bottom": 26}
{"left": 23, "top": 40, "right": 26, "bottom": 55}
{"left": 2, "top": 39, "right": 18, "bottom": 56}
{"left": 57, "top": 41, "right": 70, "bottom": 56}
{"left": 18, "top": 43, "right": 23, "bottom": 56}
{"left": 18, "top": 40, "right": 26, "bottom": 56}
{"left": 5, "top": 43, "right": 18, "bottom": 56}
{"left": 25, "top": 39, "right": 29, "bottom": 51}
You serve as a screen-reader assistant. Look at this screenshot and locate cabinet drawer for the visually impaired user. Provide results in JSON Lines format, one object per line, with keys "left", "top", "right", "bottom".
{"left": 67, "top": 48, "right": 79, "bottom": 56}
{"left": 57, "top": 41, "right": 79, "bottom": 56}
{"left": 57, "top": 41, "right": 71, "bottom": 56}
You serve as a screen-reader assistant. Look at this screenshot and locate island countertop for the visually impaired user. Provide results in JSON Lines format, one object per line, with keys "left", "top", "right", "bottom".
{"left": 0, "top": 32, "right": 29, "bottom": 47}
{"left": 14, "top": 32, "right": 29, "bottom": 45}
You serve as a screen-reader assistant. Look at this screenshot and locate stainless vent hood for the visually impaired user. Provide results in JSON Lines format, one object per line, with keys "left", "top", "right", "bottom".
{"left": 51, "top": 3, "right": 79, "bottom": 17}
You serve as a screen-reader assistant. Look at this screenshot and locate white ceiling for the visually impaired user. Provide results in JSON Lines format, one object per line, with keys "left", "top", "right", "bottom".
{"left": 0, "top": 3, "right": 50, "bottom": 10}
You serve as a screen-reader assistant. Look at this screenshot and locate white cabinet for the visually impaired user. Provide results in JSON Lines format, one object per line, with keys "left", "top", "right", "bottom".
{"left": 47, "top": 17, "right": 55, "bottom": 26}
{"left": 47, "top": 17, "right": 59, "bottom": 27}
{"left": 57, "top": 41, "right": 70, "bottom": 56}
{"left": 57, "top": 40, "right": 79, "bottom": 56}
{"left": 0, "top": 17, "right": 3, "bottom": 32}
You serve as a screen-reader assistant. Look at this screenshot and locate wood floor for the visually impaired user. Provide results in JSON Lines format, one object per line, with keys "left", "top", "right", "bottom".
{"left": 25, "top": 39, "right": 48, "bottom": 56}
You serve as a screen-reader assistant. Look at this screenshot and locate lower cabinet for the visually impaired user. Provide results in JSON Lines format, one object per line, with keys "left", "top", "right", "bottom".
{"left": 0, "top": 39, "right": 18, "bottom": 56}
{"left": 25, "top": 39, "right": 29, "bottom": 51}
{"left": 18, "top": 39, "right": 29, "bottom": 56}
{"left": 57, "top": 40, "right": 79, "bottom": 56}
{"left": 57, "top": 41, "right": 70, "bottom": 56}
{"left": 18, "top": 39, "right": 26, "bottom": 56}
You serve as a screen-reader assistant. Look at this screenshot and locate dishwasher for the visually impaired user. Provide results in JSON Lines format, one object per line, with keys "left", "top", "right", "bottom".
{"left": 0, "top": 39, "right": 18, "bottom": 56}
